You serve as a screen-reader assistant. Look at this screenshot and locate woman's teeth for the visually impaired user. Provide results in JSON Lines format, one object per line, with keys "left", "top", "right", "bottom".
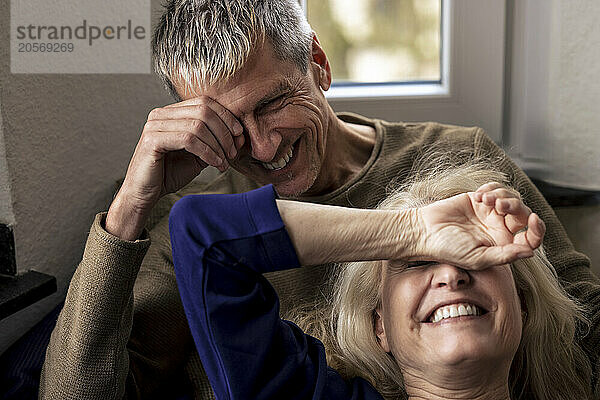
{"left": 262, "top": 147, "right": 293, "bottom": 171}
{"left": 429, "top": 303, "right": 481, "bottom": 323}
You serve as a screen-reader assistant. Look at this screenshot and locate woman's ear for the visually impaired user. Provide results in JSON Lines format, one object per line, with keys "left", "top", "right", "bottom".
{"left": 374, "top": 309, "right": 391, "bottom": 353}
{"left": 310, "top": 32, "right": 332, "bottom": 91}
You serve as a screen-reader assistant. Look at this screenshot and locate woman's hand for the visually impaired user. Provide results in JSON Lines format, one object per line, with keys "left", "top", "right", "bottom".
{"left": 414, "top": 182, "right": 546, "bottom": 269}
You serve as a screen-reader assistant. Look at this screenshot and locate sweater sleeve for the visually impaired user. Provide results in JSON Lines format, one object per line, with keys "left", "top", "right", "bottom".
{"left": 39, "top": 212, "right": 151, "bottom": 399}
{"left": 169, "top": 185, "right": 381, "bottom": 400}
{"left": 474, "top": 129, "right": 600, "bottom": 394}
{"left": 40, "top": 211, "right": 196, "bottom": 400}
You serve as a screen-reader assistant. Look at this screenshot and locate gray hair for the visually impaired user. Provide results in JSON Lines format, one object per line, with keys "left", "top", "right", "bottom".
{"left": 152, "top": 0, "right": 313, "bottom": 101}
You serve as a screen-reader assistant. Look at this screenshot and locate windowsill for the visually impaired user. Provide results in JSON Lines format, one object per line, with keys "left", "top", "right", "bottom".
{"left": 325, "top": 81, "right": 448, "bottom": 101}
{"left": 0, "top": 271, "right": 56, "bottom": 320}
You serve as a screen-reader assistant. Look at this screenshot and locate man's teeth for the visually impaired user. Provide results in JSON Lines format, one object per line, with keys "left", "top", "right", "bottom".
{"left": 262, "top": 147, "right": 293, "bottom": 171}
{"left": 429, "top": 303, "right": 481, "bottom": 323}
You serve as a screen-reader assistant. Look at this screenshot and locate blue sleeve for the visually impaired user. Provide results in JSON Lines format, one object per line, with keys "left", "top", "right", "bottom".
{"left": 168, "top": 185, "right": 382, "bottom": 400}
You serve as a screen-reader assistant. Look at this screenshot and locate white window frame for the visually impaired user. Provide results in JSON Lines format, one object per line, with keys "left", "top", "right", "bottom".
{"left": 301, "top": 0, "right": 506, "bottom": 143}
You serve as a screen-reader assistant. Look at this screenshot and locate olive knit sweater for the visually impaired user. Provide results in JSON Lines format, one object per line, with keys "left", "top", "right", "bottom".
{"left": 40, "top": 113, "right": 600, "bottom": 399}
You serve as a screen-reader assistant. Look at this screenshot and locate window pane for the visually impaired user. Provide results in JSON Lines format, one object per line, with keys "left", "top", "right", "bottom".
{"left": 306, "top": 0, "right": 441, "bottom": 84}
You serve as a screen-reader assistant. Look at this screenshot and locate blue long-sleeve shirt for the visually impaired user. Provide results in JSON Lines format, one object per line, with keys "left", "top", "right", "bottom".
{"left": 168, "top": 184, "right": 383, "bottom": 400}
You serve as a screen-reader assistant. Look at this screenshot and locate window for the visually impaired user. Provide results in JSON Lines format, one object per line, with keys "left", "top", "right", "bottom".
{"left": 301, "top": 0, "right": 506, "bottom": 143}
{"left": 306, "top": 0, "right": 441, "bottom": 84}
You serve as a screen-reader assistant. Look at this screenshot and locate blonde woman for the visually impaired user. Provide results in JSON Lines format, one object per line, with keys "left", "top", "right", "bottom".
{"left": 167, "top": 163, "right": 568, "bottom": 399}
{"left": 315, "top": 166, "right": 594, "bottom": 400}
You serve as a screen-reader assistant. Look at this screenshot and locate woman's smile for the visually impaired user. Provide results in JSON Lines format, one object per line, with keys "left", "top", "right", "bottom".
{"left": 424, "top": 302, "right": 488, "bottom": 324}
{"left": 377, "top": 261, "right": 522, "bottom": 381}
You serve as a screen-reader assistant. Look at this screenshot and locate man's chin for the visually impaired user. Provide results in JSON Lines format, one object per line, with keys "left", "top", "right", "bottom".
{"left": 272, "top": 179, "right": 312, "bottom": 198}
{"left": 234, "top": 163, "right": 318, "bottom": 198}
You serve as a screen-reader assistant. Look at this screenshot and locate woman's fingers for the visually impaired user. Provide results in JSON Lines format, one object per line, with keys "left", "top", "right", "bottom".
{"left": 471, "top": 183, "right": 546, "bottom": 258}
{"left": 475, "top": 216, "right": 545, "bottom": 267}
{"left": 473, "top": 243, "right": 534, "bottom": 268}
{"left": 481, "top": 188, "right": 521, "bottom": 206}
{"left": 496, "top": 197, "right": 532, "bottom": 233}
{"left": 417, "top": 188, "right": 547, "bottom": 271}
{"left": 473, "top": 184, "right": 532, "bottom": 234}
{"left": 476, "top": 181, "right": 505, "bottom": 193}
{"left": 514, "top": 213, "right": 546, "bottom": 250}
{"left": 474, "top": 182, "right": 504, "bottom": 201}
{"left": 495, "top": 197, "right": 529, "bottom": 215}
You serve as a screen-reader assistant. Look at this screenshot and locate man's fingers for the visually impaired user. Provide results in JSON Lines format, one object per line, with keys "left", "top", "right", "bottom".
{"left": 146, "top": 119, "right": 228, "bottom": 166}
{"left": 142, "top": 128, "right": 227, "bottom": 171}
{"left": 162, "top": 97, "right": 244, "bottom": 136}
{"left": 182, "top": 134, "right": 225, "bottom": 171}
{"left": 163, "top": 97, "right": 205, "bottom": 108}
{"left": 163, "top": 96, "right": 216, "bottom": 108}
{"left": 177, "top": 131, "right": 225, "bottom": 170}
{"left": 149, "top": 107, "right": 239, "bottom": 159}
{"left": 233, "top": 134, "right": 245, "bottom": 154}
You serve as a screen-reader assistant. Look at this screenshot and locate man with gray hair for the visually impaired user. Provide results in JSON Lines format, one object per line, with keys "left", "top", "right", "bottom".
{"left": 40, "top": 0, "right": 600, "bottom": 399}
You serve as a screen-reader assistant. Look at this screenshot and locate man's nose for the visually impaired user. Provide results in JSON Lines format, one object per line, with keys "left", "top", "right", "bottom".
{"left": 243, "top": 118, "right": 282, "bottom": 162}
{"left": 430, "top": 264, "right": 471, "bottom": 290}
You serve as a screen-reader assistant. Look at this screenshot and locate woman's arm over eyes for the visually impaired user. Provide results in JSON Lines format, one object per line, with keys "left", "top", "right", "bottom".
{"left": 168, "top": 185, "right": 383, "bottom": 400}
{"left": 275, "top": 199, "right": 419, "bottom": 266}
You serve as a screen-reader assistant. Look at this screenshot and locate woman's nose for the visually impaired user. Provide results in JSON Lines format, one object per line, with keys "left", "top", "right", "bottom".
{"left": 430, "top": 264, "right": 471, "bottom": 290}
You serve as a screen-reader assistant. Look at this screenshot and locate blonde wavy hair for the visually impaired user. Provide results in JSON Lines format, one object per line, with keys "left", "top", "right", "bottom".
{"left": 293, "top": 164, "right": 592, "bottom": 400}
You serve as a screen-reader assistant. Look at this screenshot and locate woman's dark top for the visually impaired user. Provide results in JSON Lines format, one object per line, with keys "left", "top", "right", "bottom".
{"left": 168, "top": 184, "right": 383, "bottom": 400}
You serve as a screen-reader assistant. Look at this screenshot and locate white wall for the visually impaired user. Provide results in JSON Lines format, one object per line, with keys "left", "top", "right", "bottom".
{"left": 0, "top": 94, "right": 16, "bottom": 227}
{"left": 545, "top": 1, "right": 600, "bottom": 190}
{"left": 507, "top": 0, "right": 600, "bottom": 190}
{"left": 507, "top": 0, "right": 600, "bottom": 274}
{"left": 0, "top": 0, "right": 173, "bottom": 354}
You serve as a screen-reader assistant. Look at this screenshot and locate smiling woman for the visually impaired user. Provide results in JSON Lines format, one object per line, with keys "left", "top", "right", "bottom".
{"left": 306, "top": 165, "right": 592, "bottom": 400}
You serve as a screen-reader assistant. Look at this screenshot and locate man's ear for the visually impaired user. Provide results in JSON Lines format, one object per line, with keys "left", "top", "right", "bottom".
{"left": 374, "top": 309, "right": 391, "bottom": 353}
{"left": 311, "top": 32, "right": 332, "bottom": 91}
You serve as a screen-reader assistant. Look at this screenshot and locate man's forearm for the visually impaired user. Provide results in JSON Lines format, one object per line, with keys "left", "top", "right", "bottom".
{"left": 276, "top": 200, "right": 419, "bottom": 266}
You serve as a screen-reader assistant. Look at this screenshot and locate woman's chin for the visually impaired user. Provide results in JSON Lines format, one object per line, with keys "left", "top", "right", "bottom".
{"left": 423, "top": 332, "right": 501, "bottom": 368}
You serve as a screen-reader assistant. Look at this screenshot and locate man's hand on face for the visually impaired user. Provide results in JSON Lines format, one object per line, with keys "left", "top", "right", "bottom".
{"left": 106, "top": 96, "right": 245, "bottom": 241}
{"left": 413, "top": 182, "right": 546, "bottom": 269}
